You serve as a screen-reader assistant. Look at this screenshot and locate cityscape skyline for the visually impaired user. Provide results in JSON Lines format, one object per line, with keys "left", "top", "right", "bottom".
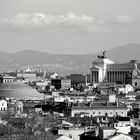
{"left": 0, "top": 1, "right": 140, "bottom": 140}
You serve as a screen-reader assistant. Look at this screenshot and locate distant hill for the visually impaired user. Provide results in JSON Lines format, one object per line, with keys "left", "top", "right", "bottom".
{"left": 107, "top": 43, "right": 140, "bottom": 63}
{"left": 0, "top": 43, "right": 140, "bottom": 74}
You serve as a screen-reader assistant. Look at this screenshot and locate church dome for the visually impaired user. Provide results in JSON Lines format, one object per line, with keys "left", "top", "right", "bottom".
{"left": 0, "top": 82, "right": 44, "bottom": 100}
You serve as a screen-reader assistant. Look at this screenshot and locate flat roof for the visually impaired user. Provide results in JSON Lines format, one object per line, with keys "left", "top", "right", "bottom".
{"left": 72, "top": 102, "right": 127, "bottom": 110}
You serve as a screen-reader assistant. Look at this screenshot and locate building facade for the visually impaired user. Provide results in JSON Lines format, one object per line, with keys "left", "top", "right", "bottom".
{"left": 71, "top": 102, "right": 128, "bottom": 118}
{"left": 90, "top": 55, "right": 140, "bottom": 86}
{"left": 0, "top": 99, "right": 7, "bottom": 111}
{"left": 0, "top": 75, "right": 15, "bottom": 83}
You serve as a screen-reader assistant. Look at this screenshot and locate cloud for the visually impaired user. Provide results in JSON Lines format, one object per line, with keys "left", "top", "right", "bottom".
{"left": 4, "top": 12, "right": 93, "bottom": 27}
{"left": 116, "top": 15, "right": 132, "bottom": 23}
{"left": 0, "top": 12, "right": 109, "bottom": 34}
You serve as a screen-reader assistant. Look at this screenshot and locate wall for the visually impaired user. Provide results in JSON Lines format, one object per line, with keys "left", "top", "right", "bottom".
{"left": 99, "top": 127, "right": 116, "bottom": 139}
{"left": 132, "top": 78, "right": 140, "bottom": 87}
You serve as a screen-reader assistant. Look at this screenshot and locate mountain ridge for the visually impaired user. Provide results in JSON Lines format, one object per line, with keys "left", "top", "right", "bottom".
{"left": 0, "top": 43, "right": 140, "bottom": 74}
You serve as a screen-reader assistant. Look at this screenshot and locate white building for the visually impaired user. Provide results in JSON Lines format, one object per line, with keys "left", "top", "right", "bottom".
{"left": 99, "top": 127, "right": 134, "bottom": 140}
{"left": 117, "top": 84, "right": 134, "bottom": 94}
{"left": 0, "top": 99, "right": 7, "bottom": 111}
{"left": 58, "top": 128, "right": 84, "bottom": 140}
{"left": 71, "top": 102, "right": 128, "bottom": 117}
{"left": 50, "top": 73, "right": 59, "bottom": 79}
{"left": 90, "top": 57, "right": 114, "bottom": 83}
{"left": 53, "top": 96, "right": 69, "bottom": 103}
{"left": 0, "top": 75, "right": 15, "bottom": 83}
{"left": 90, "top": 53, "right": 140, "bottom": 86}
{"left": 114, "top": 117, "right": 132, "bottom": 134}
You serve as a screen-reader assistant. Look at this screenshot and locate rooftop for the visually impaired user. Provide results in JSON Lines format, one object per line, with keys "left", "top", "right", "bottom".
{"left": 91, "top": 61, "right": 140, "bottom": 71}
{"left": 107, "top": 63, "right": 140, "bottom": 71}
{"left": 87, "top": 91, "right": 98, "bottom": 97}
{"left": 0, "top": 82, "right": 44, "bottom": 100}
{"left": 72, "top": 102, "right": 127, "bottom": 110}
{"left": 116, "top": 117, "right": 131, "bottom": 122}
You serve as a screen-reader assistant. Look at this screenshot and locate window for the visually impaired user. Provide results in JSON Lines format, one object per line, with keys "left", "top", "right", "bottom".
{"left": 99, "top": 112, "right": 101, "bottom": 114}
{"left": 135, "top": 82, "right": 137, "bottom": 87}
{"left": 2, "top": 103, "right": 4, "bottom": 106}
{"left": 103, "top": 117, "right": 106, "bottom": 120}
{"left": 135, "top": 123, "right": 137, "bottom": 126}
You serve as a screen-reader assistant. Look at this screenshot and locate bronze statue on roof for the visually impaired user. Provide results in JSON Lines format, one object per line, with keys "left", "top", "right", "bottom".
{"left": 130, "top": 60, "right": 137, "bottom": 64}
{"left": 97, "top": 51, "right": 106, "bottom": 59}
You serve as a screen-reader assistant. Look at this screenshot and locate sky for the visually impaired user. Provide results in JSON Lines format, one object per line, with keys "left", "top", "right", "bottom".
{"left": 0, "top": 0, "right": 140, "bottom": 54}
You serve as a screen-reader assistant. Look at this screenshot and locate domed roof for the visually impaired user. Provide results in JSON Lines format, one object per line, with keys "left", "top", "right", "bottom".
{"left": 0, "top": 82, "right": 44, "bottom": 100}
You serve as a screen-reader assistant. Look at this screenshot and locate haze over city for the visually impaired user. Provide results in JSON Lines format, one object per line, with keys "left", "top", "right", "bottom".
{"left": 0, "top": 0, "right": 140, "bottom": 54}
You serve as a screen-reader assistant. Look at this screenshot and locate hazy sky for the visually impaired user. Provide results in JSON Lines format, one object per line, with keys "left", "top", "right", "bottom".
{"left": 0, "top": 0, "right": 140, "bottom": 54}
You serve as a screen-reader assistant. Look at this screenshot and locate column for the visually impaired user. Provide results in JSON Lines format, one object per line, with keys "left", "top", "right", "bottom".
{"left": 111, "top": 71, "right": 113, "bottom": 82}
{"left": 110, "top": 71, "right": 112, "bottom": 82}
{"left": 107, "top": 71, "right": 109, "bottom": 82}
{"left": 114, "top": 71, "right": 115, "bottom": 82}
{"left": 110, "top": 71, "right": 111, "bottom": 82}
{"left": 118, "top": 71, "right": 120, "bottom": 82}
{"left": 93, "top": 71, "right": 95, "bottom": 83}
{"left": 123, "top": 71, "right": 125, "bottom": 83}
{"left": 92, "top": 71, "right": 94, "bottom": 83}
{"left": 117, "top": 71, "right": 119, "bottom": 82}
{"left": 115, "top": 71, "right": 117, "bottom": 82}
{"left": 95, "top": 71, "right": 97, "bottom": 82}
